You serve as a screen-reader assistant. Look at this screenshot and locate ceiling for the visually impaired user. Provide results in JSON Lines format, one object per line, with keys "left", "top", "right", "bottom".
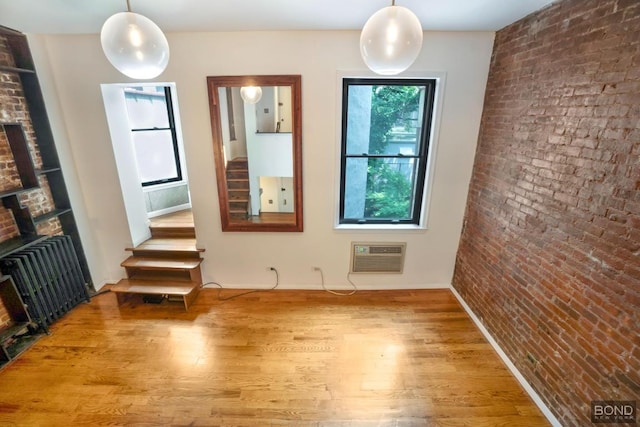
{"left": 1, "top": 0, "right": 556, "bottom": 35}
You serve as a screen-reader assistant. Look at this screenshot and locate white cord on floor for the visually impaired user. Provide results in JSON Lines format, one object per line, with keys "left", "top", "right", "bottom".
{"left": 201, "top": 267, "right": 279, "bottom": 301}
{"left": 314, "top": 267, "right": 357, "bottom": 296}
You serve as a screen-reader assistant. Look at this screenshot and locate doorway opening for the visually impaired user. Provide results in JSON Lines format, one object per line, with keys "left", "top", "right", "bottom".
{"left": 101, "top": 82, "right": 193, "bottom": 246}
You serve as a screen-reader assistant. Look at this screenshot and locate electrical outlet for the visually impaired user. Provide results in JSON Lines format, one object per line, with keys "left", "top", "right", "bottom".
{"left": 312, "top": 266, "right": 321, "bottom": 271}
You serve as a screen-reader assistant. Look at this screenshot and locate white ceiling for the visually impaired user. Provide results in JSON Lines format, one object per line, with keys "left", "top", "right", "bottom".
{"left": 1, "top": 0, "right": 556, "bottom": 34}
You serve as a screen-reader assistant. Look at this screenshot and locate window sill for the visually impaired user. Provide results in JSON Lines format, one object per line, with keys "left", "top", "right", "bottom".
{"left": 334, "top": 223, "right": 426, "bottom": 231}
{"left": 142, "top": 180, "right": 188, "bottom": 192}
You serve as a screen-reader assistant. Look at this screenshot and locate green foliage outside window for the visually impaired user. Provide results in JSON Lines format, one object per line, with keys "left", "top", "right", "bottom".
{"left": 364, "top": 86, "right": 421, "bottom": 219}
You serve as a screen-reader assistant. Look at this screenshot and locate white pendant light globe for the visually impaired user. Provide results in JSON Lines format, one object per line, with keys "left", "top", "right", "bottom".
{"left": 240, "top": 86, "right": 263, "bottom": 104}
{"left": 101, "top": 11, "right": 170, "bottom": 79}
{"left": 360, "top": 5, "right": 423, "bottom": 75}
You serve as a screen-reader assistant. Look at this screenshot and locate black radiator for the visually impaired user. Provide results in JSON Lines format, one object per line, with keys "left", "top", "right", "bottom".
{"left": 0, "top": 236, "right": 90, "bottom": 332}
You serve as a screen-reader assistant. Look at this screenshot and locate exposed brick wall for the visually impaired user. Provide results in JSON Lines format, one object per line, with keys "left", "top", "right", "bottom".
{"left": 0, "top": 129, "right": 22, "bottom": 241}
{"left": 452, "top": 0, "right": 639, "bottom": 425}
{"left": 20, "top": 175, "right": 56, "bottom": 217}
{"left": 0, "top": 127, "right": 22, "bottom": 190}
{"left": 0, "top": 35, "right": 62, "bottom": 327}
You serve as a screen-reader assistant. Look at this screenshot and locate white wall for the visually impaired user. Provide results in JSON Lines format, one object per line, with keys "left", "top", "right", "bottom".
{"left": 100, "top": 84, "right": 151, "bottom": 248}
{"left": 32, "top": 30, "right": 494, "bottom": 290}
{"left": 244, "top": 101, "right": 294, "bottom": 214}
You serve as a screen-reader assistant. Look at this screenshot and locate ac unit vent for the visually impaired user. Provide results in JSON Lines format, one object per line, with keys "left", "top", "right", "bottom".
{"left": 350, "top": 242, "right": 406, "bottom": 274}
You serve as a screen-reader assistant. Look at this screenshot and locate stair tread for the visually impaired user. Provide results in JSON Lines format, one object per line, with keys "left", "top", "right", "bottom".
{"left": 111, "top": 279, "right": 199, "bottom": 296}
{"left": 121, "top": 257, "right": 203, "bottom": 270}
{"left": 150, "top": 223, "right": 194, "bottom": 229}
{"left": 150, "top": 228, "right": 196, "bottom": 238}
{"left": 126, "top": 238, "right": 204, "bottom": 253}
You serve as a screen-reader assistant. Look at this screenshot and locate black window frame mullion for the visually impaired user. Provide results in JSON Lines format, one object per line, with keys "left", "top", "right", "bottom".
{"left": 408, "top": 80, "right": 435, "bottom": 224}
{"left": 339, "top": 77, "right": 436, "bottom": 225}
{"left": 338, "top": 79, "right": 351, "bottom": 221}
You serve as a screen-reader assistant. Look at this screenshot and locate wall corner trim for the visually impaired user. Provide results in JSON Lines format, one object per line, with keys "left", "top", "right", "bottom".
{"left": 449, "top": 285, "right": 562, "bottom": 427}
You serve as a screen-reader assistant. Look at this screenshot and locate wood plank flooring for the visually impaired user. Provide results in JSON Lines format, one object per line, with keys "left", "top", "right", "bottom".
{"left": 0, "top": 289, "right": 550, "bottom": 426}
{"left": 149, "top": 209, "right": 194, "bottom": 229}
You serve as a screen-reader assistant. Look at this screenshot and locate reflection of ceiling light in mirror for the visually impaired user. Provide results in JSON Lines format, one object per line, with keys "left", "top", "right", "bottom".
{"left": 240, "top": 86, "right": 263, "bottom": 104}
{"left": 360, "top": 1, "right": 423, "bottom": 75}
{"left": 100, "top": 1, "right": 170, "bottom": 80}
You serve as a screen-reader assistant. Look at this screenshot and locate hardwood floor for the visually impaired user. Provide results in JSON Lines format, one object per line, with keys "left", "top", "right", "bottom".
{"left": 242, "top": 212, "right": 296, "bottom": 224}
{"left": 149, "top": 209, "right": 195, "bottom": 229}
{"left": 0, "top": 289, "right": 550, "bottom": 426}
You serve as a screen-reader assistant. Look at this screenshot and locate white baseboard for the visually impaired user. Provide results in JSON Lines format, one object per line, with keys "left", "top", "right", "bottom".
{"left": 199, "top": 282, "right": 451, "bottom": 291}
{"left": 147, "top": 203, "right": 191, "bottom": 219}
{"left": 449, "top": 286, "right": 562, "bottom": 427}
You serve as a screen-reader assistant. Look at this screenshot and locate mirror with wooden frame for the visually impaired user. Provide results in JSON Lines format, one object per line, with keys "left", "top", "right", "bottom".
{"left": 207, "top": 75, "right": 303, "bottom": 231}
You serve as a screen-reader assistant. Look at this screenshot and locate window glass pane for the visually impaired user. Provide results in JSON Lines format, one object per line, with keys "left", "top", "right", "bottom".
{"left": 343, "top": 157, "right": 418, "bottom": 221}
{"left": 124, "top": 86, "right": 170, "bottom": 129}
{"left": 345, "top": 84, "right": 425, "bottom": 156}
{"left": 132, "top": 130, "right": 178, "bottom": 183}
{"left": 340, "top": 78, "right": 435, "bottom": 225}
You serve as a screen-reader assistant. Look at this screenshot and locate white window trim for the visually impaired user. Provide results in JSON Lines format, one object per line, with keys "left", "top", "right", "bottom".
{"left": 333, "top": 70, "right": 446, "bottom": 231}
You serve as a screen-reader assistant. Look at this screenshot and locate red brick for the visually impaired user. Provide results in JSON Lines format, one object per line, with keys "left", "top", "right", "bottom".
{"left": 0, "top": 36, "right": 59, "bottom": 242}
{"left": 452, "top": 0, "right": 640, "bottom": 426}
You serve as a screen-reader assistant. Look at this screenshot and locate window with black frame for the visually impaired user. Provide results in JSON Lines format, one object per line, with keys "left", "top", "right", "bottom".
{"left": 124, "top": 86, "right": 182, "bottom": 187}
{"left": 339, "top": 78, "right": 436, "bottom": 225}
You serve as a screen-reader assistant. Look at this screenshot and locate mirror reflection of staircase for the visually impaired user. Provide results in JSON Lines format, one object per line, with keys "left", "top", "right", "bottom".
{"left": 226, "top": 157, "right": 250, "bottom": 219}
{"left": 110, "top": 209, "right": 204, "bottom": 310}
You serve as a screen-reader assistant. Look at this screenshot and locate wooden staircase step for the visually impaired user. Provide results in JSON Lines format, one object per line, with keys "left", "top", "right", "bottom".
{"left": 226, "top": 170, "right": 248, "bottom": 179}
{"left": 110, "top": 279, "right": 200, "bottom": 310}
{"left": 121, "top": 257, "right": 202, "bottom": 271}
{"left": 125, "top": 272, "right": 194, "bottom": 282}
{"left": 227, "top": 157, "right": 248, "bottom": 169}
{"left": 111, "top": 279, "right": 199, "bottom": 295}
{"left": 121, "top": 256, "right": 203, "bottom": 283}
{"left": 117, "top": 209, "right": 203, "bottom": 311}
{"left": 126, "top": 238, "right": 204, "bottom": 258}
{"left": 228, "top": 183, "right": 249, "bottom": 190}
{"left": 149, "top": 226, "right": 196, "bottom": 239}
{"left": 148, "top": 211, "right": 196, "bottom": 238}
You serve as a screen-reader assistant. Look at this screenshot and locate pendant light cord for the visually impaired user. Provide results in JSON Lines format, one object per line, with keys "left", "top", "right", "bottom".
{"left": 126, "top": 0, "right": 131, "bottom": 12}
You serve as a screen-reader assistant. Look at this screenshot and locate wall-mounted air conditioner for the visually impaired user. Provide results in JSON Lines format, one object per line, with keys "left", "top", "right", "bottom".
{"left": 350, "top": 242, "right": 406, "bottom": 274}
